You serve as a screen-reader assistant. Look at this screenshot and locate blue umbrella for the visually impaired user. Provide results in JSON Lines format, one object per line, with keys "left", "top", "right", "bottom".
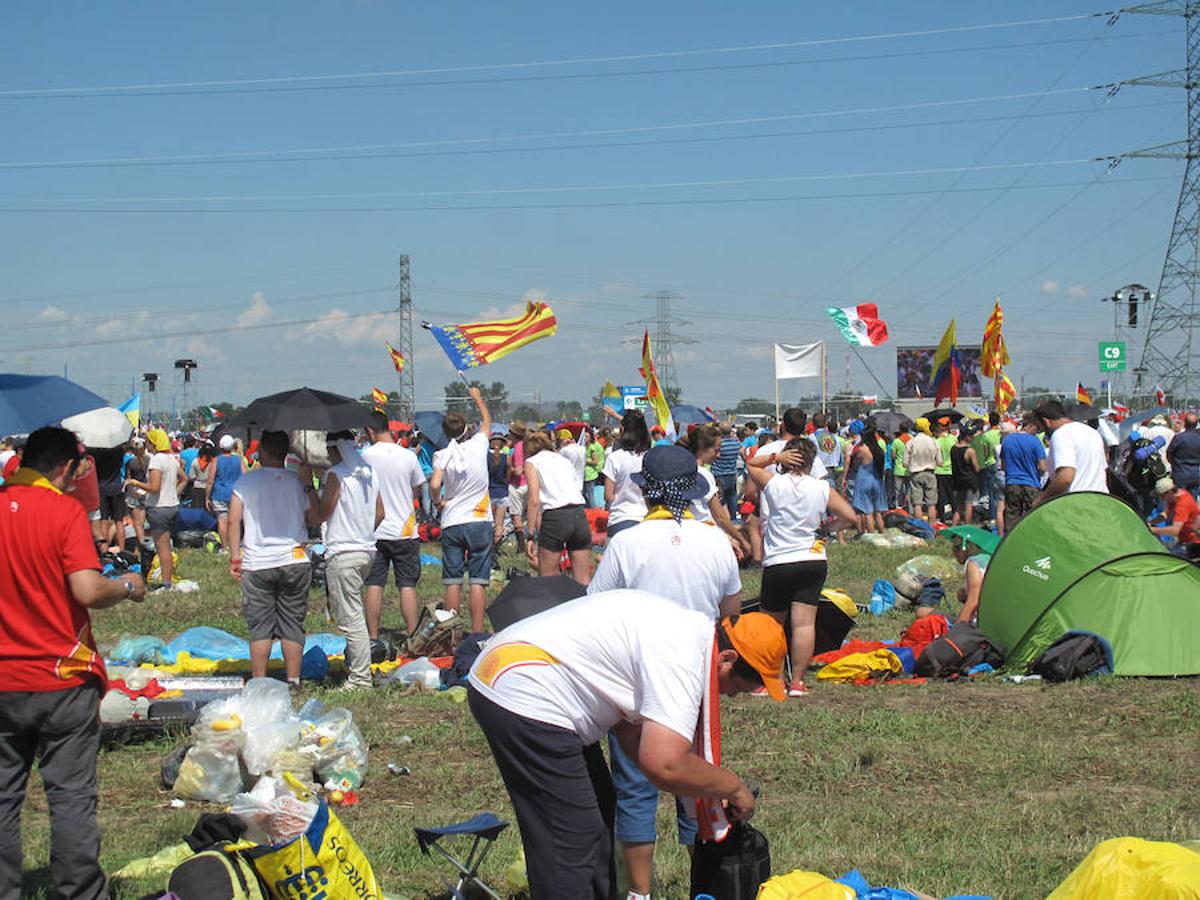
{"left": 0, "top": 374, "right": 107, "bottom": 436}
{"left": 412, "top": 410, "right": 449, "bottom": 450}
{"left": 670, "top": 404, "right": 714, "bottom": 427}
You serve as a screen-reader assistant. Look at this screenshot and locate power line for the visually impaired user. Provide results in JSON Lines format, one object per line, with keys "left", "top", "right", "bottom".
{"left": 0, "top": 13, "right": 1107, "bottom": 98}
{"left": 0, "top": 87, "right": 1099, "bottom": 170}
{"left": 0, "top": 157, "right": 1100, "bottom": 205}
{"left": 0, "top": 175, "right": 1172, "bottom": 214}
{"left": 0, "top": 31, "right": 1166, "bottom": 101}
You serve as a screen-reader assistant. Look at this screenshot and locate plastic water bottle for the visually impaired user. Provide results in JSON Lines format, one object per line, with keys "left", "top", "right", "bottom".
{"left": 869, "top": 593, "right": 885, "bottom": 616}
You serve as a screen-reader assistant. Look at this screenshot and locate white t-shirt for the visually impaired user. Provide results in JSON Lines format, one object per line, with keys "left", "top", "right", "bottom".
{"left": 761, "top": 473, "right": 831, "bottom": 565}
{"left": 527, "top": 450, "right": 585, "bottom": 509}
{"left": 469, "top": 589, "right": 711, "bottom": 744}
{"left": 322, "top": 454, "right": 379, "bottom": 555}
{"left": 755, "top": 438, "right": 827, "bottom": 518}
{"left": 602, "top": 448, "right": 648, "bottom": 526}
{"left": 433, "top": 431, "right": 491, "bottom": 529}
{"left": 232, "top": 467, "right": 310, "bottom": 571}
{"left": 362, "top": 442, "right": 426, "bottom": 541}
{"left": 1048, "top": 422, "right": 1109, "bottom": 494}
{"left": 559, "top": 442, "right": 586, "bottom": 486}
{"left": 147, "top": 453, "right": 181, "bottom": 508}
{"left": 588, "top": 518, "right": 739, "bottom": 617}
{"left": 690, "top": 466, "right": 718, "bottom": 523}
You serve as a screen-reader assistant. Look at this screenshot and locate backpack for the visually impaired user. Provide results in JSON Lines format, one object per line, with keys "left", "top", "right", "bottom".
{"left": 690, "top": 822, "right": 772, "bottom": 900}
{"left": 898, "top": 516, "right": 935, "bottom": 541}
{"left": 1028, "top": 631, "right": 1113, "bottom": 682}
{"left": 167, "top": 848, "right": 266, "bottom": 900}
{"left": 914, "top": 622, "right": 1005, "bottom": 678}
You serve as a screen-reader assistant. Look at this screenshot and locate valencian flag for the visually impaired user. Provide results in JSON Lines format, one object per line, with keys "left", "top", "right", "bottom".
{"left": 826, "top": 303, "right": 889, "bottom": 347}
{"left": 426, "top": 301, "right": 557, "bottom": 371}
{"left": 980, "top": 299, "right": 1011, "bottom": 378}
{"left": 371, "top": 388, "right": 388, "bottom": 409}
{"left": 386, "top": 342, "right": 405, "bottom": 373}
{"left": 930, "top": 319, "right": 961, "bottom": 407}
{"left": 639, "top": 330, "right": 676, "bottom": 440}
{"left": 1076, "top": 382, "right": 1092, "bottom": 406}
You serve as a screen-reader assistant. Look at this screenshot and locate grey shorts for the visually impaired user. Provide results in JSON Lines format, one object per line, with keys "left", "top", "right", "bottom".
{"left": 211, "top": 499, "right": 230, "bottom": 516}
{"left": 146, "top": 505, "right": 179, "bottom": 536}
{"left": 366, "top": 538, "right": 421, "bottom": 589}
{"left": 507, "top": 484, "right": 528, "bottom": 519}
{"left": 909, "top": 471, "right": 938, "bottom": 507}
{"left": 241, "top": 562, "right": 312, "bottom": 644}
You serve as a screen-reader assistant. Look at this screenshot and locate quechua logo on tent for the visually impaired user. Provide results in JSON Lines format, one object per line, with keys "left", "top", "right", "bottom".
{"left": 1023, "top": 556, "right": 1052, "bottom": 581}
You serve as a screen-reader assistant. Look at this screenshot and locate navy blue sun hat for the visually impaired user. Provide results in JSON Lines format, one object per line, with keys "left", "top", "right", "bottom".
{"left": 631, "top": 444, "right": 709, "bottom": 501}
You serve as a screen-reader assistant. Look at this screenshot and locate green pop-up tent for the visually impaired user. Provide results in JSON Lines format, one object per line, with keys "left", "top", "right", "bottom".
{"left": 978, "top": 491, "right": 1200, "bottom": 676}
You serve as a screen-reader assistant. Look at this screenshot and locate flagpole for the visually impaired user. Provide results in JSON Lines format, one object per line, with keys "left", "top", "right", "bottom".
{"left": 821, "top": 341, "right": 827, "bottom": 414}
{"left": 848, "top": 344, "right": 893, "bottom": 401}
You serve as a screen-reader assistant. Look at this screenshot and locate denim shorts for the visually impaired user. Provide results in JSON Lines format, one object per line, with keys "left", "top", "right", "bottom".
{"left": 607, "top": 732, "right": 697, "bottom": 846}
{"left": 441, "top": 521, "right": 493, "bottom": 585}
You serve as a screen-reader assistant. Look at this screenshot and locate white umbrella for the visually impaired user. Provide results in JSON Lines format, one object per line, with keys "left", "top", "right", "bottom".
{"left": 62, "top": 406, "right": 134, "bottom": 448}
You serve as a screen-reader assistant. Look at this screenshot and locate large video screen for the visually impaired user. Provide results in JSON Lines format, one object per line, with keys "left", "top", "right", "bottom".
{"left": 896, "top": 345, "right": 983, "bottom": 400}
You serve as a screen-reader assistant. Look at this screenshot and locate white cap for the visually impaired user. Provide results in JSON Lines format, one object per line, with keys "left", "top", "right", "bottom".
{"left": 219, "top": 435, "right": 235, "bottom": 450}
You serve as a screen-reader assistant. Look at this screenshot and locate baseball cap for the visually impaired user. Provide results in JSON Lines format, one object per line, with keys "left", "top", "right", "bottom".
{"left": 1156, "top": 477, "right": 1177, "bottom": 495}
{"left": 631, "top": 444, "right": 708, "bottom": 500}
{"left": 219, "top": 435, "right": 235, "bottom": 451}
{"left": 721, "top": 613, "right": 787, "bottom": 701}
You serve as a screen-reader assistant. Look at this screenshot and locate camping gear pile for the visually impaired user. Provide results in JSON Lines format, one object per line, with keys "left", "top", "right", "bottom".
{"left": 166, "top": 679, "right": 368, "bottom": 804}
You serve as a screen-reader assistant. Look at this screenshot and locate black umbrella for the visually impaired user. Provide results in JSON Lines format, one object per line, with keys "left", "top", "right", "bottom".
{"left": 487, "top": 574, "right": 587, "bottom": 632}
{"left": 922, "top": 407, "right": 963, "bottom": 423}
{"left": 228, "top": 387, "right": 373, "bottom": 433}
{"left": 207, "top": 422, "right": 251, "bottom": 446}
{"left": 1065, "top": 402, "right": 1101, "bottom": 424}
{"left": 866, "top": 410, "right": 914, "bottom": 437}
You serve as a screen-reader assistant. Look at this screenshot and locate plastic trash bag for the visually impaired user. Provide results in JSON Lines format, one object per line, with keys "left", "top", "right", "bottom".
{"left": 238, "top": 678, "right": 302, "bottom": 776}
{"left": 298, "top": 707, "right": 368, "bottom": 783}
{"left": 387, "top": 656, "right": 442, "bottom": 689}
{"left": 110, "top": 634, "right": 167, "bottom": 665}
{"left": 894, "top": 554, "right": 961, "bottom": 599}
{"left": 230, "top": 775, "right": 320, "bottom": 846}
{"left": 191, "top": 697, "right": 246, "bottom": 754}
{"left": 173, "top": 745, "right": 244, "bottom": 802}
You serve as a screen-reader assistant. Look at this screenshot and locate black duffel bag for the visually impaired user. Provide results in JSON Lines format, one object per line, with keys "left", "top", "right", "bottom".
{"left": 690, "top": 821, "right": 771, "bottom": 900}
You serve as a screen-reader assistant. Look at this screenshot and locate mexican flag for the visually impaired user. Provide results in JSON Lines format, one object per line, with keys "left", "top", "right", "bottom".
{"left": 826, "top": 303, "right": 889, "bottom": 347}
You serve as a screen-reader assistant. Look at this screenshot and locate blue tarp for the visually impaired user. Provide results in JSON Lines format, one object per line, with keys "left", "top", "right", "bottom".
{"left": 159, "top": 626, "right": 346, "bottom": 663}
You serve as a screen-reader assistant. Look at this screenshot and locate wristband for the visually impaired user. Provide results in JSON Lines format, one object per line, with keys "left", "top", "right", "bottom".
{"left": 123, "top": 579, "right": 133, "bottom": 598}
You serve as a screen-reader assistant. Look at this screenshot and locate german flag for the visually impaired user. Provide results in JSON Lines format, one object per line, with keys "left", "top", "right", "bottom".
{"left": 1076, "top": 382, "right": 1092, "bottom": 406}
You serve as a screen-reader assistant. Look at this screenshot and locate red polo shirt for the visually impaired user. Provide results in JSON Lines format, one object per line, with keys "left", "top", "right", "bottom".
{"left": 0, "top": 469, "right": 106, "bottom": 691}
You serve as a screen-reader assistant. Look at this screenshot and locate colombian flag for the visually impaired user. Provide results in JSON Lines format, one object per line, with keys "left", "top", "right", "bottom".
{"left": 930, "top": 320, "right": 960, "bottom": 407}
{"left": 426, "top": 302, "right": 557, "bottom": 371}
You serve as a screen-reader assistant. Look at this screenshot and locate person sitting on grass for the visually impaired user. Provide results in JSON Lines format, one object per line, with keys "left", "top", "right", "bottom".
{"left": 943, "top": 526, "right": 998, "bottom": 624}
{"left": 745, "top": 438, "right": 857, "bottom": 697}
{"left": 226, "top": 431, "right": 321, "bottom": 688}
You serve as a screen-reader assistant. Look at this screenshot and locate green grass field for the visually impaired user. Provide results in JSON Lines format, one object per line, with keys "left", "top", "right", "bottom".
{"left": 16, "top": 541, "right": 1200, "bottom": 899}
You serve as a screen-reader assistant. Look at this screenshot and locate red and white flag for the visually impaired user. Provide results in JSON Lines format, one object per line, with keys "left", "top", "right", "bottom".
{"left": 1155, "top": 385, "right": 1167, "bottom": 406}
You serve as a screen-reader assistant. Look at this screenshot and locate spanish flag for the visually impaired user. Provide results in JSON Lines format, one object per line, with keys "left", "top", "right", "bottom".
{"left": 639, "top": 330, "right": 675, "bottom": 440}
{"left": 386, "top": 342, "right": 405, "bottom": 374}
{"left": 425, "top": 301, "right": 557, "bottom": 370}
{"left": 1076, "top": 382, "right": 1092, "bottom": 406}
{"left": 371, "top": 387, "right": 388, "bottom": 409}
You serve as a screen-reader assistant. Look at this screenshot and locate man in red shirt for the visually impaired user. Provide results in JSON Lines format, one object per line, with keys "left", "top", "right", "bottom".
{"left": 0, "top": 427, "right": 145, "bottom": 898}
{"left": 1152, "top": 477, "right": 1200, "bottom": 561}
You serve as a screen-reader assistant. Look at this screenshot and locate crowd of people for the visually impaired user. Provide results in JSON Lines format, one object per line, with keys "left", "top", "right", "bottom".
{"left": 2, "top": 392, "right": 1199, "bottom": 898}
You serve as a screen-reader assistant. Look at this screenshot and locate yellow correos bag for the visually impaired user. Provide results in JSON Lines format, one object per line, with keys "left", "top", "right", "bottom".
{"left": 816, "top": 649, "right": 903, "bottom": 683}
{"left": 1047, "top": 837, "right": 1200, "bottom": 899}
{"left": 243, "top": 774, "right": 381, "bottom": 899}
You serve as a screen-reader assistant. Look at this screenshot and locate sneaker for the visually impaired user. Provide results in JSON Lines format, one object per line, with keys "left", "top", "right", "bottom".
{"left": 787, "top": 680, "right": 809, "bottom": 698}
{"left": 749, "top": 686, "right": 771, "bottom": 698}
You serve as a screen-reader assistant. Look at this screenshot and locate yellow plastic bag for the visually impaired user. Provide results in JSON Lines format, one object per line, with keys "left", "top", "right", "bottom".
{"left": 1047, "top": 837, "right": 1200, "bottom": 899}
{"left": 816, "top": 649, "right": 903, "bottom": 683}
{"left": 149, "top": 550, "right": 180, "bottom": 584}
{"left": 244, "top": 774, "right": 381, "bottom": 899}
{"left": 757, "top": 869, "right": 855, "bottom": 899}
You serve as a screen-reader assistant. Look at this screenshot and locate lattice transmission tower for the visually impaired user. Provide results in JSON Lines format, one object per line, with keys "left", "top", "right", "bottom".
{"left": 625, "top": 290, "right": 695, "bottom": 401}
{"left": 396, "top": 254, "right": 415, "bottom": 421}
{"left": 1114, "top": 0, "right": 1200, "bottom": 405}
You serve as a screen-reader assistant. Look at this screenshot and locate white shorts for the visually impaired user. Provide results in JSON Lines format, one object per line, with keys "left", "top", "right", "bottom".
{"left": 507, "top": 484, "right": 528, "bottom": 518}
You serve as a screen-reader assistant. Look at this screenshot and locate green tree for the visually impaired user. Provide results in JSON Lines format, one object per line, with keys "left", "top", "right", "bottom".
{"left": 663, "top": 384, "right": 682, "bottom": 407}
{"left": 443, "top": 380, "right": 509, "bottom": 420}
{"left": 555, "top": 399, "right": 583, "bottom": 420}
{"left": 734, "top": 397, "right": 775, "bottom": 416}
{"left": 358, "top": 390, "right": 400, "bottom": 418}
{"left": 511, "top": 404, "right": 540, "bottom": 423}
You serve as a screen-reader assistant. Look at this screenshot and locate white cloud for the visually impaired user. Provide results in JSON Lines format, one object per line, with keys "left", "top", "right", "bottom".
{"left": 300, "top": 309, "right": 392, "bottom": 346}
{"left": 1040, "top": 280, "right": 1060, "bottom": 295}
{"left": 95, "top": 310, "right": 150, "bottom": 338}
{"left": 37, "top": 305, "right": 70, "bottom": 322}
{"left": 237, "top": 291, "right": 272, "bottom": 327}
{"left": 1067, "top": 284, "right": 1088, "bottom": 299}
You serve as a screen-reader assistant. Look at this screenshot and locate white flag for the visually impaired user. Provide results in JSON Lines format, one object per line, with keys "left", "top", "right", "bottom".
{"left": 774, "top": 342, "right": 823, "bottom": 380}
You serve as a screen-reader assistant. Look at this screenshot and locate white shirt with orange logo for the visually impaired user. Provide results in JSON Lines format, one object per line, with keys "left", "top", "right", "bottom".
{"left": 433, "top": 431, "right": 492, "bottom": 529}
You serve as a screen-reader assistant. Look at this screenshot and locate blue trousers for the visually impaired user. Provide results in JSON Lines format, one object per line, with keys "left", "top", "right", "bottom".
{"left": 607, "top": 732, "right": 697, "bottom": 847}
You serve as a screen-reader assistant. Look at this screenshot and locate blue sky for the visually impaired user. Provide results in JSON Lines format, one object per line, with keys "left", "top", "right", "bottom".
{"left": 0, "top": 1, "right": 1186, "bottom": 413}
